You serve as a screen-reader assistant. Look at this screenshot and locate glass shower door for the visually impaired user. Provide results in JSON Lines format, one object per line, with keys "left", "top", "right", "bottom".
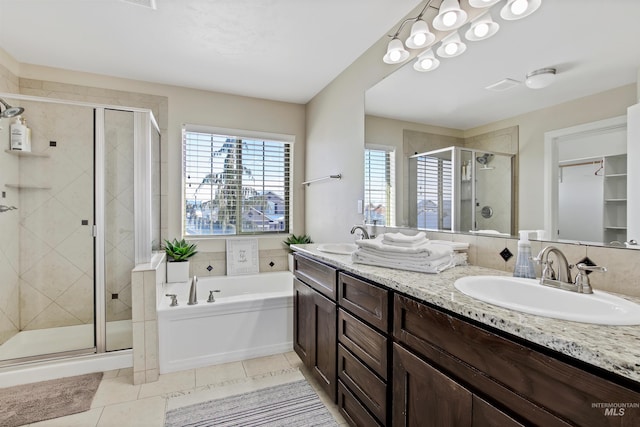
{"left": 0, "top": 99, "right": 96, "bottom": 363}
{"left": 103, "top": 109, "right": 134, "bottom": 351}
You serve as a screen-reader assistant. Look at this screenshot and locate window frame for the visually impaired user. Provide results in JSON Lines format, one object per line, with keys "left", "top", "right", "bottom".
{"left": 364, "top": 144, "right": 396, "bottom": 227}
{"left": 182, "top": 124, "right": 294, "bottom": 238}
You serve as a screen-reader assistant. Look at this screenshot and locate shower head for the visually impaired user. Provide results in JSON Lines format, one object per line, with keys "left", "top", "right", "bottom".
{"left": 476, "top": 153, "right": 494, "bottom": 165}
{"left": 0, "top": 98, "right": 24, "bottom": 118}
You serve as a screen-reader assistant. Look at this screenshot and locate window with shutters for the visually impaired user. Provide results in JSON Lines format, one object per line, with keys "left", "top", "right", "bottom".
{"left": 364, "top": 147, "right": 395, "bottom": 226}
{"left": 415, "top": 155, "right": 452, "bottom": 230}
{"left": 183, "top": 127, "right": 291, "bottom": 236}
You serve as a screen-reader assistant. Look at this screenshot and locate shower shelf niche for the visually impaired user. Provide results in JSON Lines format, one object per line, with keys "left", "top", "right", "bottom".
{"left": 5, "top": 183, "right": 52, "bottom": 190}
{"left": 4, "top": 149, "right": 49, "bottom": 158}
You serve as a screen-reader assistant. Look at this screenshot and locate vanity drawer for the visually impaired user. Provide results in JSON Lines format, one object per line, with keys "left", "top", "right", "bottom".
{"left": 338, "top": 344, "right": 387, "bottom": 424}
{"left": 338, "top": 381, "right": 383, "bottom": 427}
{"left": 338, "top": 272, "right": 389, "bottom": 332}
{"left": 338, "top": 309, "right": 388, "bottom": 380}
{"left": 294, "top": 253, "right": 337, "bottom": 301}
{"left": 393, "top": 293, "right": 640, "bottom": 427}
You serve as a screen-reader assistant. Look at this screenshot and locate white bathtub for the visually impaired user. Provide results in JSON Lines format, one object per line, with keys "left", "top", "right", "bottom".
{"left": 157, "top": 271, "right": 293, "bottom": 374}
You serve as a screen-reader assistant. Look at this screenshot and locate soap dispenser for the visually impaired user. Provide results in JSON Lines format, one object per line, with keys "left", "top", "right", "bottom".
{"left": 513, "top": 230, "right": 536, "bottom": 279}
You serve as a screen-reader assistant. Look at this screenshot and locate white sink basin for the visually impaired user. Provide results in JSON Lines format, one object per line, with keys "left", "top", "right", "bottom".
{"left": 317, "top": 243, "right": 358, "bottom": 255}
{"left": 454, "top": 276, "right": 640, "bottom": 325}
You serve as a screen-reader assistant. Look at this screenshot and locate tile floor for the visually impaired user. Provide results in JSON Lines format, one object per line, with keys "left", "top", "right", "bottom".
{"left": 22, "top": 352, "right": 348, "bottom": 427}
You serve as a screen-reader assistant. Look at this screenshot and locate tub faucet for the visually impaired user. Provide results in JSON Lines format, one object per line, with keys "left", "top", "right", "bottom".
{"left": 188, "top": 275, "right": 198, "bottom": 305}
{"left": 350, "top": 225, "right": 370, "bottom": 239}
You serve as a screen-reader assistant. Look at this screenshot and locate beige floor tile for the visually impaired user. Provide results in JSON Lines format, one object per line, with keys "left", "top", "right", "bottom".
{"left": 138, "top": 369, "right": 195, "bottom": 399}
{"left": 242, "top": 353, "right": 291, "bottom": 377}
{"left": 97, "top": 396, "right": 166, "bottom": 427}
{"left": 284, "top": 350, "right": 303, "bottom": 368}
{"left": 101, "top": 370, "right": 119, "bottom": 380}
{"left": 30, "top": 408, "right": 103, "bottom": 427}
{"left": 91, "top": 376, "right": 141, "bottom": 408}
{"left": 117, "top": 367, "right": 133, "bottom": 377}
{"left": 195, "top": 361, "right": 246, "bottom": 387}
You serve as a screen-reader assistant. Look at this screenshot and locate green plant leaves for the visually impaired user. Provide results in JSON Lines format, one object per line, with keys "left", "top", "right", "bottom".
{"left": 164, "top": 238, "right": 198, "bottom": 262}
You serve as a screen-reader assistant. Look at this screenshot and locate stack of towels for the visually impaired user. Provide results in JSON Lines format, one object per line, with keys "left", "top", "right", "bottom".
{"left": 351, "top": 231, "right": 468, "bottom": 274}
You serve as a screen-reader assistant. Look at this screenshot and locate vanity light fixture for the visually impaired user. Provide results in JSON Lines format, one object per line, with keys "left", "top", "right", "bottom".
{"left": 433, "top": 0, "right": 468, "bottom": 31}
{"left": 465, "top": 11, "right": 500, "bottom": 41}
{"left": 525, "top": 67, "right": 556, "bottom": 89}
{"left": 436, "top": 31, "right": 466, "bottom": 58}
{"left": 413, "top": 49, "right": 440, "bottom": 72}
{"left": 383, "top": 37, "right": 410, "bottom": 64}
{"left": 382, "top": 0, "right": 542, "bottom": 68}
{"left": 406, "top": 19, "right": 436, "bottom": 49}
{"left": 500, "top": 0, "right": 541, "bottom": 20}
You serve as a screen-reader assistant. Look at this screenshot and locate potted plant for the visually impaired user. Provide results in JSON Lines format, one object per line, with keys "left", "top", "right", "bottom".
{"left": 283, "top": 234, "right": 312, "bottom": 272}
{"left": 164, "top": 238, "right": 198, "bottom": 283}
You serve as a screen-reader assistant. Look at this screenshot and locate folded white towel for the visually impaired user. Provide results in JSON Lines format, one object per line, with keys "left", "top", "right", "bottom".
{"left": 382, "top": 231, "right": 427, "bottom": 247}
{"left": 355, "top": 235, "right": 452, "bottom": 259}
{"left": 352, "top": 250, "right": 467, "bottom": 274}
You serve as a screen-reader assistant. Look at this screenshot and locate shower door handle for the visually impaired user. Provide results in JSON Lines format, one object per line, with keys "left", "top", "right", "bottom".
{"left": 92, "top": 225, "right": 97, "bottom": 237}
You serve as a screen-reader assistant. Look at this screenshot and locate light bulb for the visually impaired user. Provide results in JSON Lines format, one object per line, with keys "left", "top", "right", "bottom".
{"left": 442, "top": 11, "right": 458, "bottom": 27}
{"left": 473, "top": 23, "right": 489, "bottom": 38}
{"left": 444, "top": 42, "right": 458, "bottom": 55}
{"left": 420, "top": 58, "right": 434, "bottom": 69}
{"left": 510, "top": 0, "right": 528, "bottom": 15}
{"left": 412, "top": 32, "right": 427, "bottom": 47}
{"left": 390, "top": 50, "right": 401, "bottom": 62}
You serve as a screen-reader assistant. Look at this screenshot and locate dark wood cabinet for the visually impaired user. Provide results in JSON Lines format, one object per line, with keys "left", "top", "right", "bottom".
{"left": 393, "top": 343, "right": 472, "bottom": 427}
{"left": 336, "top": 272, "right": 391, "bottom": 426}
{"left": 293, "top": 255, "right": 338, "bottom": 401}
{"left": 394, "top": 293, "right": 640, "bottom": 427}
{"left": 294, "top": 254, "right": 640, "bottom": 427}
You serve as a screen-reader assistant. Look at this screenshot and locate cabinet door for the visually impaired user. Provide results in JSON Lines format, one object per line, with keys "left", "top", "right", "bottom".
{"left": 472, "top": 396, "right": 525, "bottom": 427}
{"left": 393, "top": 343, "right": 472, "bottom": 427}
{"left": 293, "top": 278, "right": 312, "bottom": 365}
{"left": 294, "top": 278, "right": 338, "bottom": 401}
{"left": 311, "top": 287, "right": 338, "bottom": 402}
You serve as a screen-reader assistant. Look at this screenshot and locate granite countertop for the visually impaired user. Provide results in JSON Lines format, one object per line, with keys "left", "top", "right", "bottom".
{"left": 292, "top": 244, "right": 640, "bottom": 384}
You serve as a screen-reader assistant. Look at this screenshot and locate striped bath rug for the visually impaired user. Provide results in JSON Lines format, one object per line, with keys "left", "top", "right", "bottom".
{"left": 164, "top": 378, "right": 338, "bottom": 427}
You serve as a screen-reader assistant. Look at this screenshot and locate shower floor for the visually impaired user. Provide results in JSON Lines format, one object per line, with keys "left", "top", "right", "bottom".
{"left": 0, "top": 320, "right": 132, "bottom": 362}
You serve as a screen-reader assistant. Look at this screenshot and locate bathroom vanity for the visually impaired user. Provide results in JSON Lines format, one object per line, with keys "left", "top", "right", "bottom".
{"left": 292, "top": 246, "right": 640, "bottom": 427}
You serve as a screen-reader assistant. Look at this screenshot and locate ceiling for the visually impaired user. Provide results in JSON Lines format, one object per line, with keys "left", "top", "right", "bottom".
{"left": 0, "top": 0, "right": 421, "bottom": 104}
{"left": 366, "top": 0, "right": 640, "bottom": 130}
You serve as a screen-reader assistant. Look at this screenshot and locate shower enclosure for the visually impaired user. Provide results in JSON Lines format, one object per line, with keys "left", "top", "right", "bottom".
{"left": 409, "top": 146, "right": 515, "bottom": 234}
{"left": 0, "top": 94, "right": 160, "bottom": 366}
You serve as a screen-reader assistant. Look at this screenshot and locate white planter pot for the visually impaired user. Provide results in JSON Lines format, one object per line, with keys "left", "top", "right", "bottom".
{"left": 288, "top": 253, "right": 294, "bottom": 272}
{"left": 167, "top": 261, "right": 190, "bottom": 283}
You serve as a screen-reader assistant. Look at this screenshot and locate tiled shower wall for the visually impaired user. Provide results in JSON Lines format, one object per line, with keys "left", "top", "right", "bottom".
{"left": 17, "top": 101, "right": 95, "bottom": 330}
{"left": 0, "top": 63, "right": 21, "bottom": 344}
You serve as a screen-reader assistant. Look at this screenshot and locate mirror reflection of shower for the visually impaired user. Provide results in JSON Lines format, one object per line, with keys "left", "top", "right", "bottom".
{"left": 410, "top": 146, "right": 515, "bottom": 235}
{"left": 0, "top": 98, "right": 24, "bottom": 118}
{"left": 476, "top": 153, "right": 495, "bottom": 170}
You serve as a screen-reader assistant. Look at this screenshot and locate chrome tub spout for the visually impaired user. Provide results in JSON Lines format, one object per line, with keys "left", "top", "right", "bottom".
{"left": 188, "top": 275, "right": 198, "bottom": 305}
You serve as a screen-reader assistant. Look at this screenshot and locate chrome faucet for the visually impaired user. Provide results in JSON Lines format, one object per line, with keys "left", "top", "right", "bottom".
{"left": 535, "top": 246, "right": 606, "bottom": 294}
{"left": 188, "top": 275, "right": 198, "bottom": 305}
{"left": 350, "top": 225, "right": 370, "bottom": 239}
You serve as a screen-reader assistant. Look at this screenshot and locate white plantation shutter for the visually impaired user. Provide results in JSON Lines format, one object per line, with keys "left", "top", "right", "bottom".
{"left": 364, "top": 147, "right": 395, "bottom": 226}
{"left": 415, "top": 155, "right": 452, "bottom": 230}
{"left": 183, "top": 128, "right": 290, "bottom": 236}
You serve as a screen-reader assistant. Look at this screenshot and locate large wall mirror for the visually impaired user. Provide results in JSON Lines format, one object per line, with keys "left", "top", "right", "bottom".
{"left": 365, "top": 0, "right": 640, "bottom": 247}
